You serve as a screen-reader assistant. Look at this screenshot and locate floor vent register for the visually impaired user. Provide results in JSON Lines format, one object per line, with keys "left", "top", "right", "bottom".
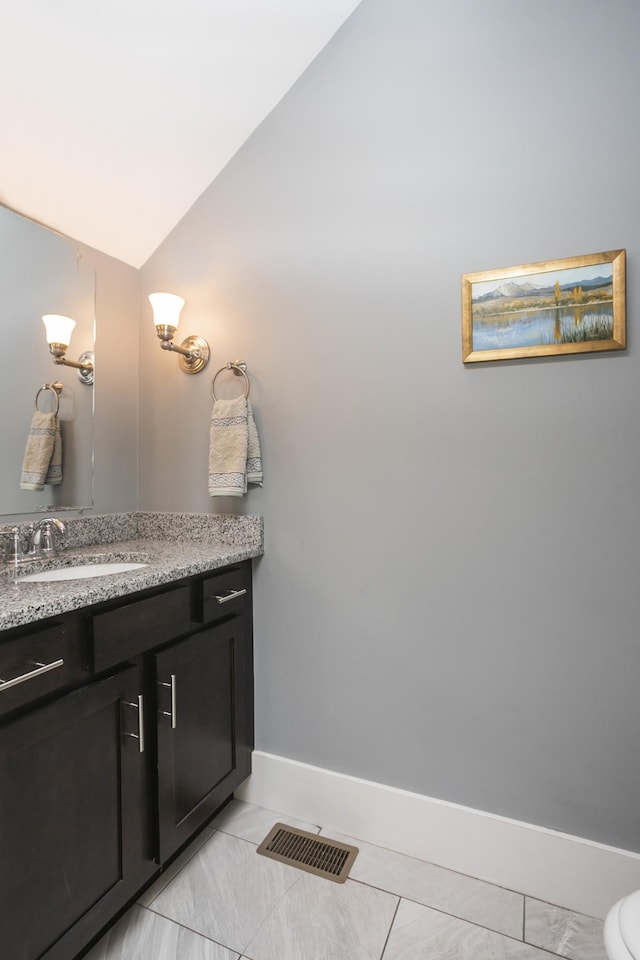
{"left": 256, "top": 823, "right": 358, "bottom": 883}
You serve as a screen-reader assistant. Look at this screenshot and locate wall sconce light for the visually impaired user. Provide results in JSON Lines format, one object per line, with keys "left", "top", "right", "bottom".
{"left": 42, "top": 314, "right": 95, "bottom": 385}
{"left": 149, "top": 292, "right": 210, "bottom": 374}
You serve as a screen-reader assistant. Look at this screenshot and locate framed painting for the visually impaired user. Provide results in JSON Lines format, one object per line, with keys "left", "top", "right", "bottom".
{"left": 461, "top": 249, "right": 626, "bottom": 363}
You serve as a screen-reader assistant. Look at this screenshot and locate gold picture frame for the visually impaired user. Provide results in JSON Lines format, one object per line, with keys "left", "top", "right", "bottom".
{"left": 462, "top": 249, "right": 626, "bottom": 363}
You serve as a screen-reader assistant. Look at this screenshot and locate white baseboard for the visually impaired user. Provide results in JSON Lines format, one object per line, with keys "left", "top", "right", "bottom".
{"left": 235, "top": 750, "right": 640, "bottom": 920}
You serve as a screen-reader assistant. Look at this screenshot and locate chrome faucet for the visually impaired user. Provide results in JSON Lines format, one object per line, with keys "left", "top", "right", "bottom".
{"left": 0, "top": 518, "right": 66, "bottom": 563}
{"left": 30, "top": 518, "right": 66, "bottom": 558}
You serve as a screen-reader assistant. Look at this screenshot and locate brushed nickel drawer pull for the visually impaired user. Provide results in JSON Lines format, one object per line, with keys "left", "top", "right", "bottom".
{"left": 123, "top": 695, "right": 145, "bottom": 752}
{"left": 0, "top": 658, "right": 64, "bottom": 692}
{"left": 214, "top": 588, "right": 247, "bottom": 604}
{"left": 159, "top": 674, "right": 177, "bottom": 729}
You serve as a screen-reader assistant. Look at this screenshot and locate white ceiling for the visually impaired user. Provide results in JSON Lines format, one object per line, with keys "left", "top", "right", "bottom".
{"left": 0, "top": 1, "right": 361, "bottom": 267}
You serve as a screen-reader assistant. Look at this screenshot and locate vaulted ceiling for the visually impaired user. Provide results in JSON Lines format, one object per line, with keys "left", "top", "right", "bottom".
{"left": 1, "top": 1, "right": 361, "bottom": 267}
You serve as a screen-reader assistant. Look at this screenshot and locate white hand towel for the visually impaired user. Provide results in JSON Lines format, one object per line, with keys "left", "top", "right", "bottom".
{"left": 20, "top": 411, "right": 59, "bottom": 491}
{"left": 208, "top": 396, "right": 263, "bottom": 497}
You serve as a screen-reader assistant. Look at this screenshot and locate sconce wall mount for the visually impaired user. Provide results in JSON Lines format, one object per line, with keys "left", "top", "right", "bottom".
{"left": 149, "top": 293, "right": 210, "bottom": 374}
{"left": 42, "top": 315, "right": 94, "bottom": 385}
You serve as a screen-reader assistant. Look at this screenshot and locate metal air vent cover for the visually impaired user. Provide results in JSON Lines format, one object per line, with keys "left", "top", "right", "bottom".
{"left": 256, "top": 823, "right": 358, "bottom": 883}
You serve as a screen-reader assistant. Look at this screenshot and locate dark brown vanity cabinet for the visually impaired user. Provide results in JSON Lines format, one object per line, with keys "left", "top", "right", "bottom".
{"left": 155, "top": 564, "right": 254, "bottom": 861}
{"left": 0, "top": 560, "right": 254, "bottom": 960}
{"left": 156, "top": 616, "right": 251, "bottom": 861}
{"left": 0, "top": 664, "right": 155, "bottom": 960}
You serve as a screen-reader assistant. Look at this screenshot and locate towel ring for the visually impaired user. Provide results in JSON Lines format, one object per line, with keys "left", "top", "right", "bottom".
{"left": 35, "top": 382, "right": 62, "bottom": 416}
{"left": 211, "top": 362, "right": 250, "bottom": 401}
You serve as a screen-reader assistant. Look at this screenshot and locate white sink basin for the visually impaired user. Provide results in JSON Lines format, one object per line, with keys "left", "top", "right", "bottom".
{"left": 19, "top": 562, "right": 148, "bottom": 583}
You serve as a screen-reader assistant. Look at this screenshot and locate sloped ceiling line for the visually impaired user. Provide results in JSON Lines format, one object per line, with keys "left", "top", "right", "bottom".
{"left": 0, "top": 1, "right": 361, "bottom": 267}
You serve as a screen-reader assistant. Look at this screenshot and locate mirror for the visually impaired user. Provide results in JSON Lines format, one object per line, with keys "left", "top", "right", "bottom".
{"left": 0, "top": 205, "right": 95, "bottom": 516}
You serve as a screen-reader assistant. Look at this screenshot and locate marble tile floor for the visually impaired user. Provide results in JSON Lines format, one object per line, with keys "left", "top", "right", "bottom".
{"left": 84, "top": 799, "right": 607, "bottom": 960}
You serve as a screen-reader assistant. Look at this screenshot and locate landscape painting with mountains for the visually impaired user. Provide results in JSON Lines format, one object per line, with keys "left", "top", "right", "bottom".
{"left": 471, "top": 263, "right": 614, "bottom": 353}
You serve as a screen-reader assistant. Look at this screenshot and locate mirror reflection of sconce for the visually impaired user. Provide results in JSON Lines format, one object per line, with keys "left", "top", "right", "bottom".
{"left": 42, "top": 315, "right": 95, "bottom": 385}
{"left": 149, "top": 292, "right": 210, "bottom": 374}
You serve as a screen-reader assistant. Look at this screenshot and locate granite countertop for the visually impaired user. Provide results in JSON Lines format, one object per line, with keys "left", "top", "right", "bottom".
{"left": 0, "top": 512, "right": 263, "bottom": 632}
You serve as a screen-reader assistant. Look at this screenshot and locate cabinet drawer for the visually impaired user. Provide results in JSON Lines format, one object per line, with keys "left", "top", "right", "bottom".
{"left": 0, "top": 621, "right": 87, "bottom": 717}
{"left": 196, "top": 565, "right": 250, "bottom": 625}
{"left": 91, "top": 584, "right": 190, "bottom": 672}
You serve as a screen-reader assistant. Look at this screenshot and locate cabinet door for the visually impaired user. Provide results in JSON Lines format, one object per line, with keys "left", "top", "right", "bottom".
{"left": 0, "top": 665, "right": 155, "bottom": 960}
{"left": 156, "top": 617, "right": 252, "bottom": 862}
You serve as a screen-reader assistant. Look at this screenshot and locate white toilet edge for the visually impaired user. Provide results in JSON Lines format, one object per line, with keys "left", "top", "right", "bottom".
{"left": 605, "top": 899, "right": 635, "bottom": 960}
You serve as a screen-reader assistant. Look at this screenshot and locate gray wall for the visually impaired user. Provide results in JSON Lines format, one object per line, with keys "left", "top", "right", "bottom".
{"left": 139, "top": 0, "right": 640, "bottom": 851}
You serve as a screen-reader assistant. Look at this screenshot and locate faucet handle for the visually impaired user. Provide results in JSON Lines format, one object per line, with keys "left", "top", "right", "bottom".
{"left": 0, "top": 527, "right": 27, "bottom": 562}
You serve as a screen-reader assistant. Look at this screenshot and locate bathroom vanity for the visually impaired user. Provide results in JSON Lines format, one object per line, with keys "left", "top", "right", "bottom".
{"left": 0, "top": 513, "right": 262, "bottom": 960}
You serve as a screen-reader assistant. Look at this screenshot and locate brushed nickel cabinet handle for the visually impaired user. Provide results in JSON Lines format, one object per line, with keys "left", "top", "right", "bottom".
{"left": 159, "top": 674, "right": 177, "bottom": 729}
{"left": 123, "top": 694, "right": 145, "bottom": 752}
{"left": 0, "top": 658, "right": 64, "bottom": 692}
{"left": 214, "top": 588, "right": 247, "bottom": 604}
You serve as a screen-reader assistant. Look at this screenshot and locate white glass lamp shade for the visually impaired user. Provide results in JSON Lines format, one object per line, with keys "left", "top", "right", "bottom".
{"left": 149, "top": 292, "right": 184, "bottom": 331}
{"left": 42, "top": 314, "right": 76, "bottom": 347}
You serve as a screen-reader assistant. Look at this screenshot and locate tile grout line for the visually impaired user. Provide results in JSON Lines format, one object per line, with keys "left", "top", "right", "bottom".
{"left": 347, "top": 874, "right": 522, "bottom": 941}
{"left": 239, "top": 871, "right": 305, "bottom": 957}
{"left": 348, "top": 879, "right": 585, "bottom": 960}
{"left": 378, "top": 897, "right": 402, "bottom": 960}
{"left": 138, "top": 903, "right": 239, "bottom": 956}
{"left": 525, "top": 892, "right": 603, "bottom": 922}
